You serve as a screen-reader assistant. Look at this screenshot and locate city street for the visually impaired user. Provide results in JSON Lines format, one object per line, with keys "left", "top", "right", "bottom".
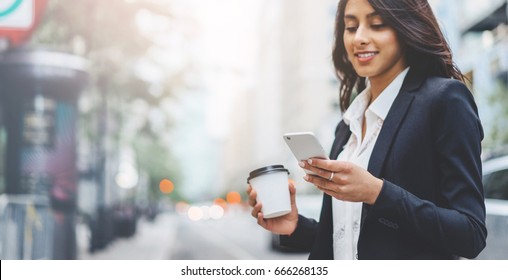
{"left": 1, "top": 0, "right": 507, "bottom": 265}
{"left": 77, "top": 206, "right": 309, "bottom": 260}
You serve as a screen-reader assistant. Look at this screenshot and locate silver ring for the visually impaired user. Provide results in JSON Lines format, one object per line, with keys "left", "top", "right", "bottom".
{"left": 328, "top": 172, "right": 334, "bottom": 181}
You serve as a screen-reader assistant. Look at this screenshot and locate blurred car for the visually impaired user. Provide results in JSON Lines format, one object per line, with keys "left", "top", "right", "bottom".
{"left": 476, "top": 154, "right": 508, "bottom": 259}
{"left": 113, "top": 203, "right": 138, "bottom": 238}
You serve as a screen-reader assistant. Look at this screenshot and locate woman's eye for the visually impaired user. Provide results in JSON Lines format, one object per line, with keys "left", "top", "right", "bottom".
{"left": 371, "top": 24, "right": 386, "bottom": 29}
{"left": 345, "top": 26, "right": 357, "bottom": 32}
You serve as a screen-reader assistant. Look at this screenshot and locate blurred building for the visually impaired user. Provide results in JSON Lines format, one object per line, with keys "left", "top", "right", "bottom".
{"left": 0, "top": 105, "right": 4, "bottom": 195}
{"left": 171, "top": 0, "right": 340, "bottom": 199}
{"left": 431, "top": 0, "right": 508, "bottom": 150}
{"left": 168, "top": 0, "right": 264, "bottom": 201}
{"left": 458, "top": 0, "right": 508, "bottom": 150}
{"left": 168, "top": 0, "right": 341, "bottom": 201}
{"left": 219, "top": 0, "right": 341, "bottom": 197}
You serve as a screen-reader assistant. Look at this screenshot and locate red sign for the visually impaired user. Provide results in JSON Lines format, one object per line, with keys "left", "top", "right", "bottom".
{"left": 0, "top": 0, "right": 47, "bottom": 48}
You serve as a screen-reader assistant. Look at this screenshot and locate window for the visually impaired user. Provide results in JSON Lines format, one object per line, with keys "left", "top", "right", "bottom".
{"left": 483, "top": 168, "right": 508, "bottom": 200}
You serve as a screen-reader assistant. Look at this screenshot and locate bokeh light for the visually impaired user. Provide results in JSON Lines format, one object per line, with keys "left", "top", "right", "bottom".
{"left": 213, "top": 197, "right": 228, "bottom": 210}
{"left": 115, "top": 162, "right": 139, "bottom": 189}
{"left": 209, "top": 204, "right": 224, "bottom": 220}
{"left": 200, "top": 206, "right": 211, "bottom": 220}
{"left": 187, "top": 206, "right": 203, "bottom": 221}
{"left": 175, "top": 201, "right": 189, "bottom": 215}
{"left": 226, "top": 191, "right": 241, "bottom": 204}
{"left": 159, "top": 178, "right": 174, "bottom": 194}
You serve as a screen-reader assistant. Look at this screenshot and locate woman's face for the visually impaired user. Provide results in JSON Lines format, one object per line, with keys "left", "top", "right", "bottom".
{"left": 343, "top": 0, "right": 406, "bottom": 85}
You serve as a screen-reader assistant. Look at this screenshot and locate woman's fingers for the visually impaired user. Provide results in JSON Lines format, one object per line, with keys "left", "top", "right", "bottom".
{"left": 257, "top": 211, "right": 267, "bottom": 228}
{"left": 299, "top": 159, "right": 352, "bottom": 182}
{"left": 247, "top": 185, "right": 257, "bottom": 207}
{"left": 304, "top": 174, "right": 339, "bottom": 192}
{"left": 251, "top": 201, "right": 262, "bottom": 218}
{"left": 248, "top": 184, "right": 262, "bottom": 218}
{"left": 299, "top": 161, "right": 335, "bottom": 181}
{"left": 306, "top": 159, "right": 353, "bottom": 173}
{"left": 288, "top": 182, "right": 296, "bottom": 203}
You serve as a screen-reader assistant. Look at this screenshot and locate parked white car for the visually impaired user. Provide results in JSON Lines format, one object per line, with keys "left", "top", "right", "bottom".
{"left": 476, "top": 155, "right": 508, "bottom": 259}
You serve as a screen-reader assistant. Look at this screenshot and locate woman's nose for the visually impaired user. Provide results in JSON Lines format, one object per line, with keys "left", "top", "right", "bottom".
{"left": 354, "top": 26, "right": 370, "bottom": 46}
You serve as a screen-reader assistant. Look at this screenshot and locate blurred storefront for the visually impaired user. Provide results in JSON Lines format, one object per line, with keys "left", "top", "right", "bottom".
{"left": 0, "top": 49, "right": 88, "bottom": 259}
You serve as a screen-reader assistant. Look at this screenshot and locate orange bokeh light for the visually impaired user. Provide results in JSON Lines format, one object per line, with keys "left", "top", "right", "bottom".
{"left": 175, "top": 201, "right": 189, "bottom": 215}
{"left": 213, "top": 197, "right": 228, "bottom": 210}
{"left": 226, "top": 191, "right": 242, "bottom": 204}
{"left": 214, "top": 197, "right": 226, "bottom": 205}
{"left": 159, "top": 179, "right": 174, "bottom": 194}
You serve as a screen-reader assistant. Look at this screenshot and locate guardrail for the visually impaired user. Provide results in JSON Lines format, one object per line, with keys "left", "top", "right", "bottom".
{"left": 0, "top": 194, "right": 53, "bottom": 259}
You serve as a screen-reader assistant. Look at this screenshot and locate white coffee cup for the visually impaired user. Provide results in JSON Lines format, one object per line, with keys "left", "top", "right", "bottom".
{"left": 247, "top": 165, "right": 291, "bottom": 219}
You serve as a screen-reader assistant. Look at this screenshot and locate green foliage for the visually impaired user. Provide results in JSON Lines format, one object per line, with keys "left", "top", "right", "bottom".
{"left": 30, "top": 0, "right": 171, "bottom": 98}
{"left": 133, "top": 134, "right": 183, "bottom": 201}
{"left": 29, "top": 0, "right": 184, "bottom": 201}
{"left": 485, "top": 81, "right": 508, "bottom": 149}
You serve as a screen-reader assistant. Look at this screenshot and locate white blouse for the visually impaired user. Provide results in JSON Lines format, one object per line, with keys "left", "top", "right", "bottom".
{"left": 332, "top": 67, "right": 409, "bottom": 259}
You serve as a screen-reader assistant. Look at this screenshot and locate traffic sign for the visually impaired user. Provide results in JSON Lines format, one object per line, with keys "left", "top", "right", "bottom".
{"left": 0, "top": 0, "right": 47, "bottom": 49}
{"left": 0, "top": 0, "right": 33, "bottom": 29}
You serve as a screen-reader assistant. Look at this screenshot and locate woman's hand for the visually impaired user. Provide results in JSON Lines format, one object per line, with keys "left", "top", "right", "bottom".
{"left": 300, "top": 159, "right": 383, "bottom": 205}
{"left": 246, "top": 182, "right": 299, "bottom": 235}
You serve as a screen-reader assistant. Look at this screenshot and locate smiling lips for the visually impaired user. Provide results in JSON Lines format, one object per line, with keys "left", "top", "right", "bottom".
{"left": 355, "top": 51, "right": 378, "bottom": 62}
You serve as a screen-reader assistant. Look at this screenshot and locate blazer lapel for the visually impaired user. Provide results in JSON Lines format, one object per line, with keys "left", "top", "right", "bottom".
{"left": 330, "top": 121, "right": 352, "bottom": 160}
{"left": 367, "top": 68, "right": 423, "bottom": 177}
{"left": 367, "top": 94, "right": 414, "bottom": 177}
{"left": 360, "top": 68, "right": 423, "bottom": 230}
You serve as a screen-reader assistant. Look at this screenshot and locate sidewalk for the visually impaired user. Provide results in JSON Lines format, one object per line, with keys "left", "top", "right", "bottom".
{"left": 77, "top": 212, "right": 178, "bottom": 260}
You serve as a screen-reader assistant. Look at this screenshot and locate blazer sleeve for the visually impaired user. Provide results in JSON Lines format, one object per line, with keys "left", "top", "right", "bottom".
{"left": 370, "top": 80, "right": 487, "bottom": 259}
{"left": 279, "top": 214, "right": 318, "bottom": 251}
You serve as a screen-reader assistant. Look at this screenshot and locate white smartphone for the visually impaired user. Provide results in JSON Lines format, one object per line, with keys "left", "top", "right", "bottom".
{"left": 283, "top": 132, "right": 329, "bottom": 174}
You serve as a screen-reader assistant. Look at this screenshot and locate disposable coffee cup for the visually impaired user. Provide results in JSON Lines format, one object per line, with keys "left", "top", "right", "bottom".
{"left": 247, "top": 165, "right": 291, "bottom": 219}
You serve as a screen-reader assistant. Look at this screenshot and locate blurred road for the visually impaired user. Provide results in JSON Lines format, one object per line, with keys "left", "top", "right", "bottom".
{"left": 77, "top": 212, "right": 178, "bottom": 260}
{"left": 77, "top": 206, "right": 308, "bottom": 260}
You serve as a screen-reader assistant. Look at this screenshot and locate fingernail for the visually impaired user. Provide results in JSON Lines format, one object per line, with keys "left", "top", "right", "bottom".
{"left": 307, "top": 159, "right": 313, "bottom": 164}
{"left": 298, "top": 161, "right": 305, "bottom": 168}
{"left": 303, "top": 175, "right": 309, "bottom": 181}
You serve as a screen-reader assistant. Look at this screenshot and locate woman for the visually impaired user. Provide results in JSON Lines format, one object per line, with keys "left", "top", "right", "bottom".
{"left": 247, "top": 0, "right": 487, "bottom": 260}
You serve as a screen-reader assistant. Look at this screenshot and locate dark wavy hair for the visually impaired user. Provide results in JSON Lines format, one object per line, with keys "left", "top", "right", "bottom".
{"left": 332, "top": 0, "right": 465, "bottom": 112}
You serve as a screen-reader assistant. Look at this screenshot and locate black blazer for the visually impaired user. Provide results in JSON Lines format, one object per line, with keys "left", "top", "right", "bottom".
{"left": 280, "top": 68, "right": 487, "bottom": 259}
